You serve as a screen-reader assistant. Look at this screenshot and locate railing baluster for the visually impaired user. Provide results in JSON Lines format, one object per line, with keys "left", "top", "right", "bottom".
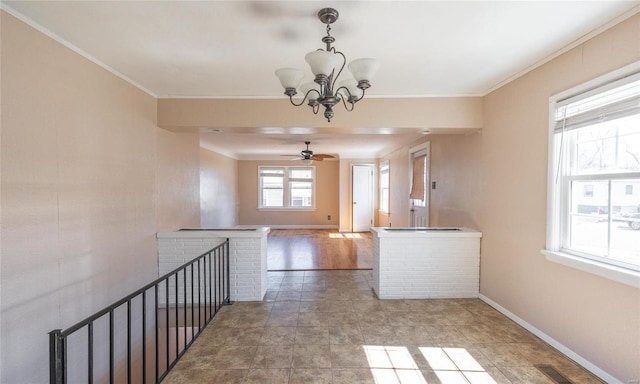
{"left": 127, "top": 300, "right": 132, "bottom": 384}
{"left": 154, "top": 285, "right": 159, "bottom": 383}
{"left": 109, "top": 310, "right": 114, "bottom": 384}
{"left": 217, "top": 247, "right": 221, "bottom": 311}
{"left": 88, "top": 322, "right": 93, "bottom": 384}
{"left": 226, "top": 242, "right": 231, "bottom": 303}
{"left": 142, "top": 291, "right": 147, "bottom": 384}
{"left": 49, "top": 329, "right": 65, "bottom": 384}
{"left": 208, "top": 252, "right": 213, "bottom": 319}
{"left": 174, "top": 272, "right": 179, "bottom": 362}
{"left": 183, "top": 268, "right": 187, "bottom": 348}
{"left": 190, "top": 264, "right": 195, "bottom": 341}
{"left": 222, "top": 246, "right": 225, "bottom": 304}
{"left": 165, "top": 279, "right": 170, "bottom": 372}
{"left": 48, "top": 241, "right": 229, "bottom": 384}
{"left": 203, "top": 256, "right": 207, "bottom": 321}
{"left": 213, "top": 253, "right": 218, "bottom": 312}
{"left": 197, "top": 259, "right": 201, "bottom": 331}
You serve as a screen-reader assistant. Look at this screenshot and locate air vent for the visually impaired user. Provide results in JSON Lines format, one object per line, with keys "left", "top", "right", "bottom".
{"left": 534, "top": 364, "right": 573, "bottom": 384}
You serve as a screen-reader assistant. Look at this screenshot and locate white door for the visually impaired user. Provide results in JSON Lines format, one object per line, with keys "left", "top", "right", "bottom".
{"left": 409, "top": 144, "right": 430, "bottom": 227}
{"left": 352, "top": 165, "right": 373, "bottom": 232}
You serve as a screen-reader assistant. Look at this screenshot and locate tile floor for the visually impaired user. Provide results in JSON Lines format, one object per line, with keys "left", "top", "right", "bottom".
{"left": 163, "top": 270, "right": 603, "bottom": 384}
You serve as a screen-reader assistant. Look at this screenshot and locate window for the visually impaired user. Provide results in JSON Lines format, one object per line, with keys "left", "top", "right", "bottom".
{"left": 547, "top": 71, "right": 640, "bottom": 276}
{"left": 259, "top": 166, "right": 315, "bottom": 209}
{"left": 379, "top": 161, "right": 389, "bottom": 213}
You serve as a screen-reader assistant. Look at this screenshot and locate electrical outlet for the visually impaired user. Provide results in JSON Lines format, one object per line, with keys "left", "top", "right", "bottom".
{"left": 327, "top": 215, "right": 331, "bottom": 221}
{"left": 627, "top": 379, "right": 639, "bottom": 384}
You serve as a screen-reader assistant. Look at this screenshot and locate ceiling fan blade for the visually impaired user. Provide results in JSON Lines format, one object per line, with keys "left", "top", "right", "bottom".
{"left": 313, "top": 154, "right": 336, "bottom": 160}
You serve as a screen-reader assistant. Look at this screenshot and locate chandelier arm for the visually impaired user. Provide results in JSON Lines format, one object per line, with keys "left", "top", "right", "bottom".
{"left": 288, "top": 90, "right": 320, "bottom": 107}
{"left": 339, "top": 92, "right": 355, "bottom": 112}
{"left": 330, "top": 49, "right": 347, "bottom": 94}
{"left": 335, "top": 85, "right": 366, "bottom": 104}
{"left": 312, "top": 104, "right": 320, "bottom": 114}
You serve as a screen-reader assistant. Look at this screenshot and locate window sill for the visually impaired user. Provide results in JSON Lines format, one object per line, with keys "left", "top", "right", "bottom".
{"left": 541, "top": 250, "right": 640, "bottom": 288}
{"left": 258, "top": 208, "right": 316, "bottom": 212}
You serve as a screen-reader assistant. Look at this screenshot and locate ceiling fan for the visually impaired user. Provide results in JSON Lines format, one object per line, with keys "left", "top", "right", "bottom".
{"left": 281, "top": 141, "right": 335, "bottom": 163}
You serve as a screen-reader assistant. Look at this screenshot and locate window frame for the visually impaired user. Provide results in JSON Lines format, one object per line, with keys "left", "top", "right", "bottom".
{"left": 544, "top": 63, "right": 640, "bottom": 288}
{"left": 258, "top": 165, "right": 316, "bottom": 210}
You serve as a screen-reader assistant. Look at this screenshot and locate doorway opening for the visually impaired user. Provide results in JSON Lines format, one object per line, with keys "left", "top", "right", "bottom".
{"left": 352, "top": 164, "right": 374, "bottom": 232}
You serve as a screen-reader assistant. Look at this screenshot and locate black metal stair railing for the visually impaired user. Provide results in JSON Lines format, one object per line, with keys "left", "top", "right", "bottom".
{"left": 49, "top": 239, "right": 231, "bottom": 384}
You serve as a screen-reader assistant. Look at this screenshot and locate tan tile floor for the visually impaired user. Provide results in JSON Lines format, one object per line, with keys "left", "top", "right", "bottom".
{"left": 164, "top": 270, "right": 604, "bottom": 384}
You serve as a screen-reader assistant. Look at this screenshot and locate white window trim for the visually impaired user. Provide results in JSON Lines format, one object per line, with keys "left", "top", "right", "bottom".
{"left": 544, "top": 61, "right": 640, "bottom": 288}
{"left": 258, "top": 165, "right": 316, "bottom": 211}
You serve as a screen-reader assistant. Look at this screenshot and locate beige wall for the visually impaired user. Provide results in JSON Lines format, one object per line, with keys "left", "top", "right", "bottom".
{"left": 378, "top": 146, "right": 411, "bottom": 227}
{"left": 376, "top": 135, "right": 483, "bottom": 229}
{"left": 237, "top": 160, "right": 339, "bottom": 226}
{"left": 158, "top": 97, "right": 483, "bottom": 131}
{"left": 480, "top": 14, "right": 640, "bottom": 382}
{"left": 156, "top": 129, "right": 200, "bottom": 231}
{"left": 0, "top": 12, "right": 201, "bottom": 383}
{"left": 200, "top": 148, "right": 238, "bottom": 227}
{"left": 428, "top": 134, "right": 482, "bottom": 229}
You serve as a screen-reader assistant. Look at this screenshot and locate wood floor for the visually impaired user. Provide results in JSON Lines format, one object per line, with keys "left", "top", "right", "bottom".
{"left": 267, "top": 229, "right": 372, "bottom": 271}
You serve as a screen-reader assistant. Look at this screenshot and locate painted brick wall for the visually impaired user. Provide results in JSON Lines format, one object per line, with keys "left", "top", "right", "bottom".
{"left": 157, "top": 235, "right": 267, "bottom": 304}
{"left": 374, "top": 236, "right": 480, "bottom": 299}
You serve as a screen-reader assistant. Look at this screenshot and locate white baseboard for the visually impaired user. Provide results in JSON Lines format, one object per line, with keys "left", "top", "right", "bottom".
{"left": 478, "top": 294, "right": 623, "bottom": 384}
{"left": 263, "top": 224, "right": 339, "bottom": 230}
{"left": 339, "top": 228, "right": 351, "bottom": 233}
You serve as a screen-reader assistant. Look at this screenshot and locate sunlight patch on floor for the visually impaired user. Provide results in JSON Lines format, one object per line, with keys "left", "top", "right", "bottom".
{"left": 420, "top": 347, "right": 497, "bottom": 384}
{"left": 329, "top": 233, "right": 363, "bottom": 239}
{"left": 363, "top": 345, "right": 497, "bottom": 384}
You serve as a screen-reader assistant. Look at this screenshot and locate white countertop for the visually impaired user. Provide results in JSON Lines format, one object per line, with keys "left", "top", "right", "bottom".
{"left": 157, "top": 226, "right": 270, "bottom": 238}
{"left": 371, "top": 227, "right": 482, "bottom": 238}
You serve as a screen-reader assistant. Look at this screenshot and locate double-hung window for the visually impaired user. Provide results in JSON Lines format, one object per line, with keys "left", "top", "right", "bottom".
{"left": 379, "top": 161, "right": 390, "bottom": 213}
{"left": 259, "top": 166, "right": 315, "bottom": 209}
{"left": 546, "top": 70, "right": 640, "bottom": 281}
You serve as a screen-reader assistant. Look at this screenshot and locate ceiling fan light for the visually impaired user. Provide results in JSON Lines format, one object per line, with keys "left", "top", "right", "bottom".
{"left": 275, "top": 68, "right": 304, "bottom": 89}
{"left": 301, "top": 158, "right": 314, "bottom": 165}
{"left": 305, "top": 50, "right": 339, "bottom": 77}
{"left": 348, "top": 58, "right": 380, "bottom": 82}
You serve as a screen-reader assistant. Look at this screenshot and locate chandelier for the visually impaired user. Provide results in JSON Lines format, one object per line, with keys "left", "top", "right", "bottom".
{"left": 275, "top": 8, "right": 379, "bottom": 122}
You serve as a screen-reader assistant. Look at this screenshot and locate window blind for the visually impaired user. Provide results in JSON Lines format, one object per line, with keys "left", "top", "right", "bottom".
{"left": 554, "top": 73, "right": 640, "bottom": 132}
{"left": 409, "top": 155, "right": 426, "bottom": 200}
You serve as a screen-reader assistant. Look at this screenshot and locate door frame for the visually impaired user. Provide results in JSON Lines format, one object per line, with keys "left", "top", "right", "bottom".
{"left": 351, "top": 163, "right": 375, "bottom": 232}
{"left": 408, "top": 142, "right": 430, "bottom": 226}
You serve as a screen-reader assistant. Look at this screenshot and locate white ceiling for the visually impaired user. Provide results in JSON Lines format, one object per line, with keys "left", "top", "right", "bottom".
{"left": 4, "top": 1, "right": 639, "bottom": 158}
